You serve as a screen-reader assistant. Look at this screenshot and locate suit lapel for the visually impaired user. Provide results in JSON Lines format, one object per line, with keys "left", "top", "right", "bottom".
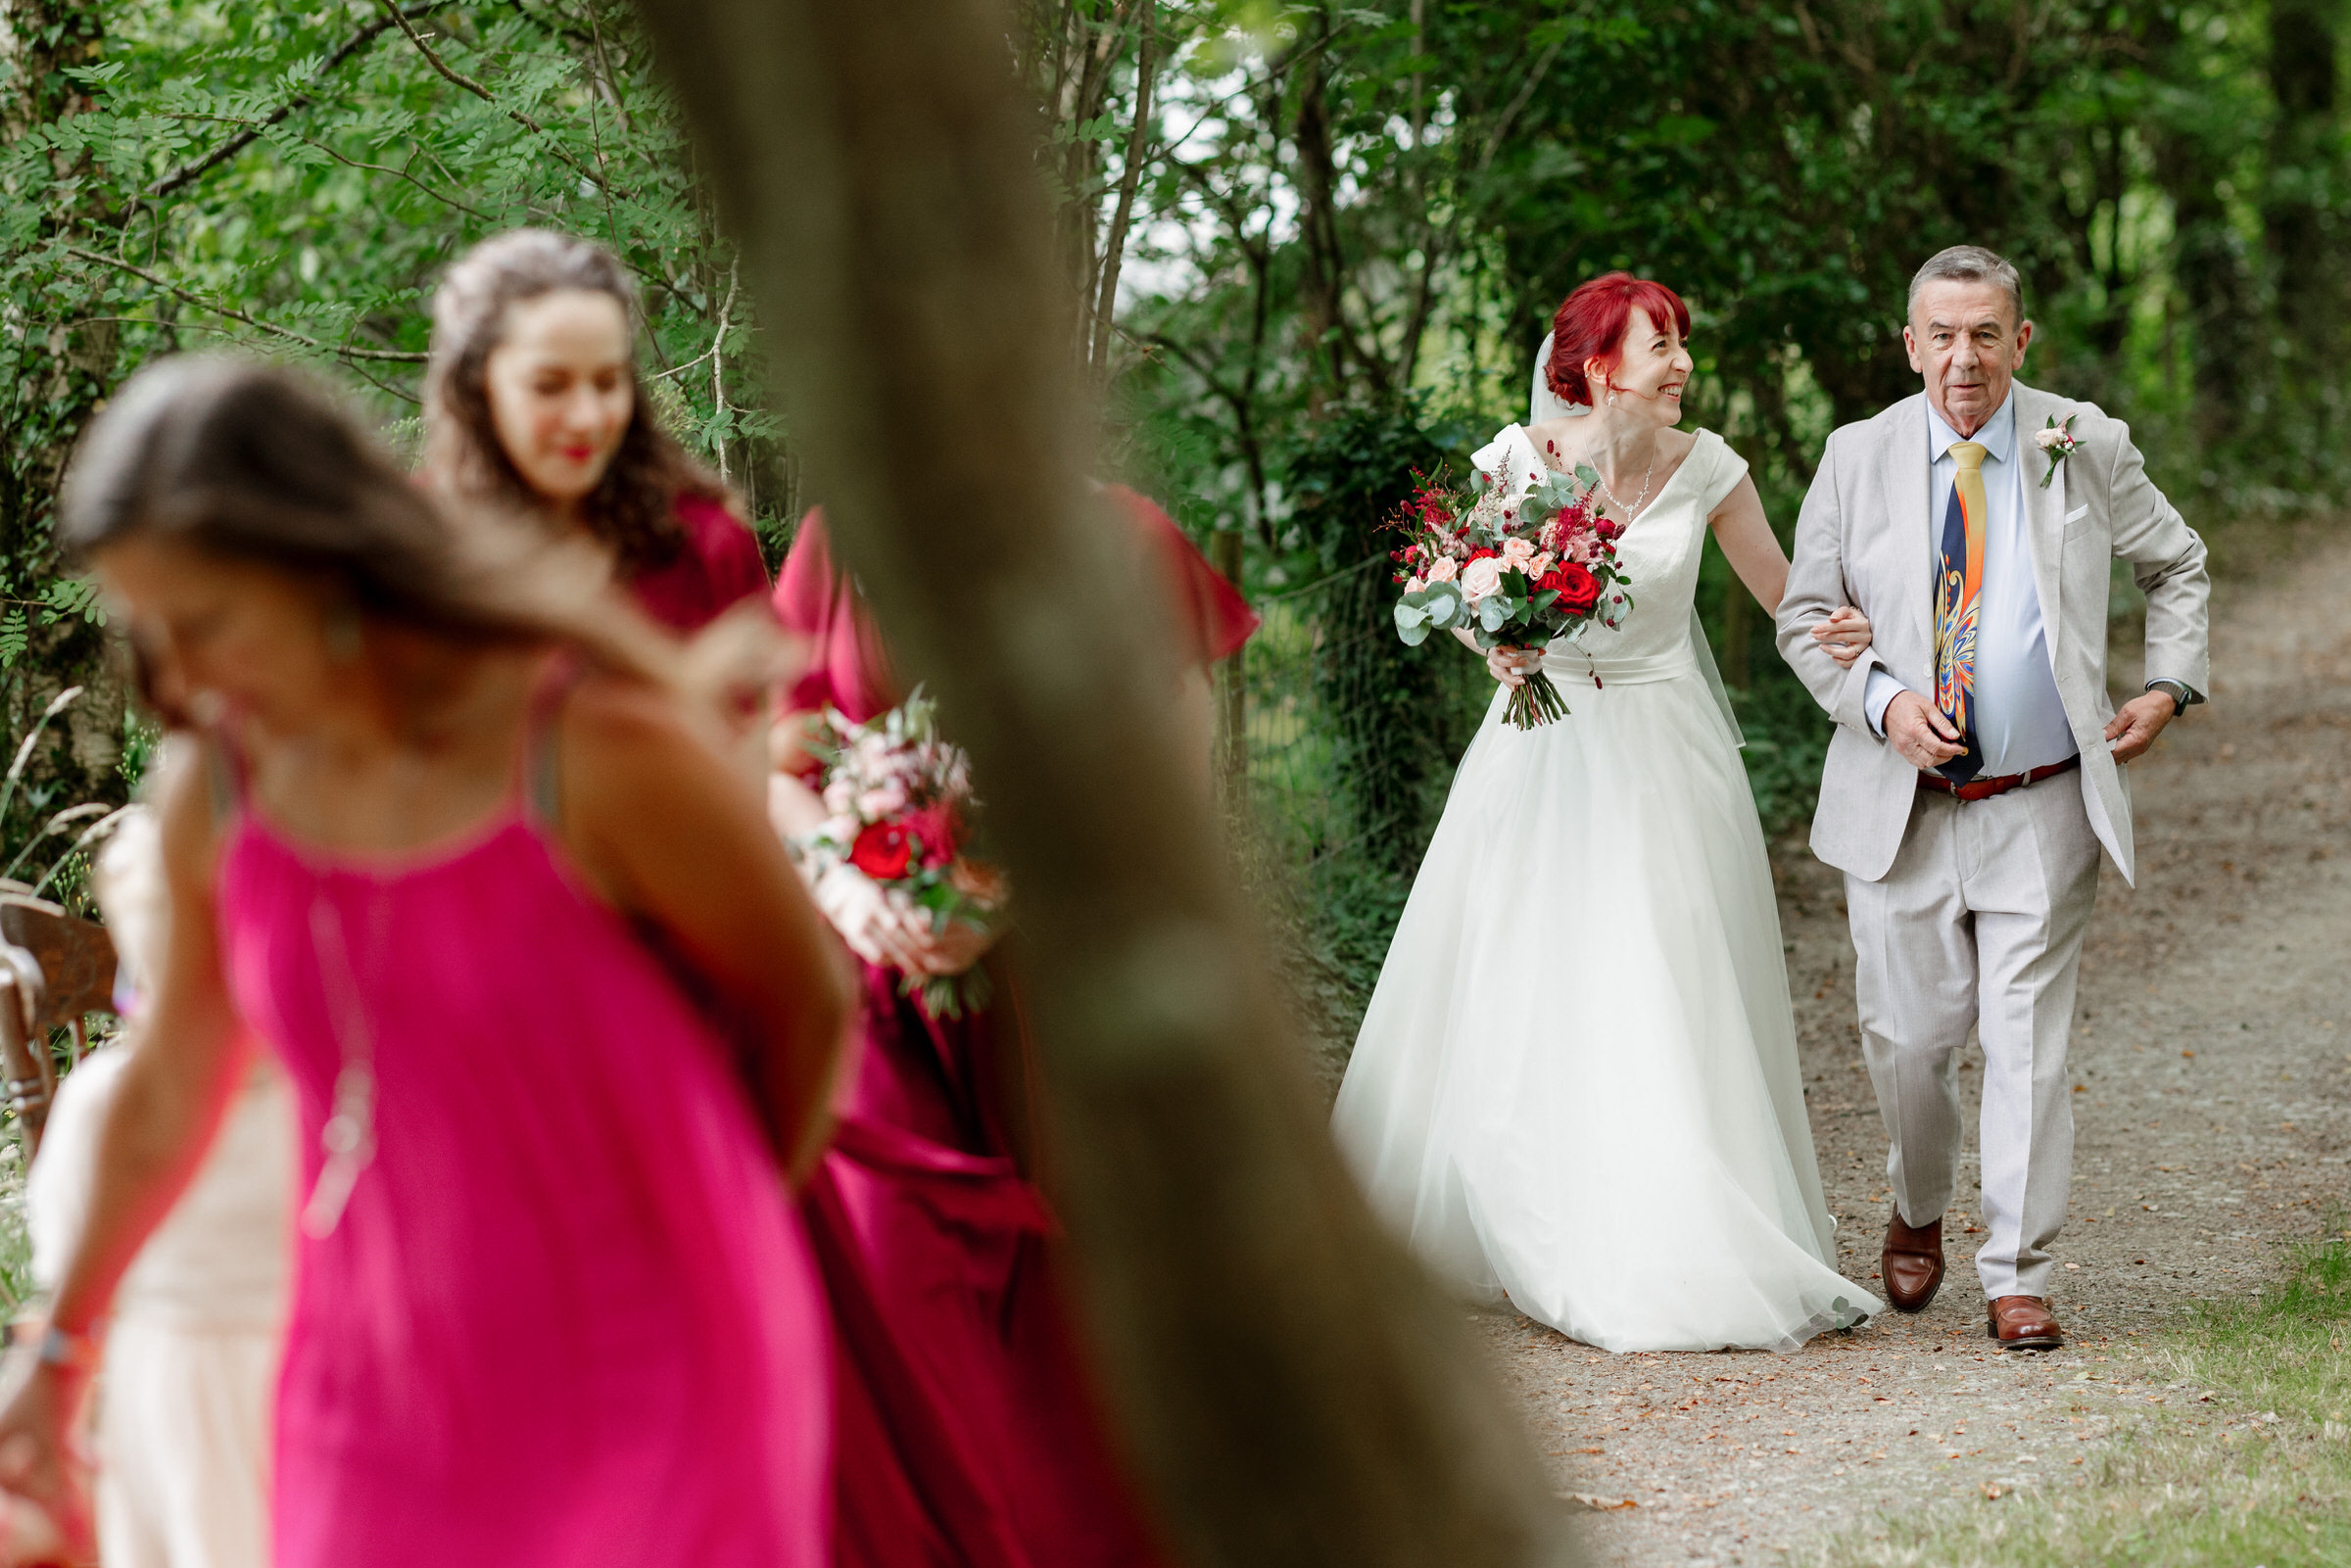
{"left": 1877, "top": 394, "right": 1933, "bottom": 665}
{"left": 2013, "top": 383, "right": 2066, "bottom": 654}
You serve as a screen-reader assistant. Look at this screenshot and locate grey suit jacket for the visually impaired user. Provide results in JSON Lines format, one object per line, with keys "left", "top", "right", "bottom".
{"left": 1775, "top": 384, "right": 2210, "bottom": 886}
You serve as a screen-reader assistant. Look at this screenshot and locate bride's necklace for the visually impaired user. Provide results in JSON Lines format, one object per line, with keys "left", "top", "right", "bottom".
{"left": 1593, "top": 442, "right": 1659, "bottom": 522}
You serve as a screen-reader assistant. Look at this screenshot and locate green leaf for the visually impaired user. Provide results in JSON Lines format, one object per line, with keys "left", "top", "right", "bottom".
{"left": 38, "top": 578, "right": 103, "bottom": 627}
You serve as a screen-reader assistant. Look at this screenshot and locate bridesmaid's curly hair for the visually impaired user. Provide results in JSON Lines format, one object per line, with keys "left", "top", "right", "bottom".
{"left": 424, "top": 229, "right": 728, "bottom": 574}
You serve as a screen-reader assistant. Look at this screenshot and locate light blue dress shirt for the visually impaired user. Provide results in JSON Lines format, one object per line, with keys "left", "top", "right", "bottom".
{"left": 1865, "top": 389, "right": 2078, "bottom": 776}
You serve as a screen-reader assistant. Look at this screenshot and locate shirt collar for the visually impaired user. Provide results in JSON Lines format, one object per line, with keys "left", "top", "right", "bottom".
{"left": 1927, "top": 385, "right": 2017, "bottom": 465}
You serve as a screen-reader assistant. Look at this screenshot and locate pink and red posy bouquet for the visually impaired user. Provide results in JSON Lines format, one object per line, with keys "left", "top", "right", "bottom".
{"left": 1388, "top": 434, "right": 1634, "bottom": 730}
{"left": 796, "top": 690, "right": 1004, "bottom": 1020}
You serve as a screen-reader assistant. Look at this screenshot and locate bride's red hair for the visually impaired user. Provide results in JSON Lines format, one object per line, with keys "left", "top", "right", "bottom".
{"left": 1545, "top": 272, "right": 1692, "bottom": 407}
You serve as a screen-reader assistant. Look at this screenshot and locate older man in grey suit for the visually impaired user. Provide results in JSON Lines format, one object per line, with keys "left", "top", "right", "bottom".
{"left": 1776, "top": 245, "right": 2210, "bottom": 1351}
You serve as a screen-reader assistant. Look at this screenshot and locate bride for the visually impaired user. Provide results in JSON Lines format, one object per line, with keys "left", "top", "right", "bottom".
{"left": 1329, "top": 271, "right": 1885, "bottom": 1353}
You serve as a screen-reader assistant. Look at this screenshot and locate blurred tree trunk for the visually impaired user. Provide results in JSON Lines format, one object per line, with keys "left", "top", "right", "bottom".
{"left": 0, "top": 0, "right": 128, "bottom": 806}
{"left": 2265, "top": 0, "right": 2343, "bottom": 428}
{"left": 625, "top": 0, "right": 1575, "bottom": 1563}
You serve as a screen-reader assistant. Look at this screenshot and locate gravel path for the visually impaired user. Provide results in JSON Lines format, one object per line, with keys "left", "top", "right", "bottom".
{"left": 1482, "top": 538, "right": 2351, "bottom": 1566}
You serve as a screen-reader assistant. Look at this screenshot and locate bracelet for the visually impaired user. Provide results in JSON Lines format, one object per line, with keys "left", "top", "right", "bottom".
{"left": 14, "top": 1319, "right": 101, "bottom": 1374}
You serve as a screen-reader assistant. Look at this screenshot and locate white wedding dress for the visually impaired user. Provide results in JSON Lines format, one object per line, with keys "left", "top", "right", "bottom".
{"left": 1329, "top": 420, "right": 1881, "bottom": 1354}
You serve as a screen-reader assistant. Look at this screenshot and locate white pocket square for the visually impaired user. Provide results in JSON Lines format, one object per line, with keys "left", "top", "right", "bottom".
{"left": 2064, "top": 504, "right": 2090, "bottom": 524}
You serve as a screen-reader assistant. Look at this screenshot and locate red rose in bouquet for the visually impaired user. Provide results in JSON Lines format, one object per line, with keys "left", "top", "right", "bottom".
{"left": 848, "top": 821, "right": 916, "bottom": 880}
{"left": 800, "top": 691, "right": 1006, "bottom": 1020}
{"left": 1387, "top": 434, "right": 1636, "bottom": 730}
{"left": 1539, "top": 562, "right": 1601, "bottom": 616}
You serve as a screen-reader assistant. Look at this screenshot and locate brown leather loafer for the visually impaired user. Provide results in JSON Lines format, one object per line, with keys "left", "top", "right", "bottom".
{"left": 1881, "top": 1210, "right": 1944, "bottom": 1313}
{"left": 1987, "top": 1295, "right": 2063, "bottom": 1351}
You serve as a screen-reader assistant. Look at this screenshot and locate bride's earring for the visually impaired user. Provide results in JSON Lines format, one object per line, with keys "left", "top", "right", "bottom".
{"left": 1607, "top": 386, "right": 1619, "bottom": 406}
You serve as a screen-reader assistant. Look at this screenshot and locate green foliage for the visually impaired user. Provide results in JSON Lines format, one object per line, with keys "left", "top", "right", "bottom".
{"left": 1, "top": 1, "right": 788, "bottom": 535}
{"left": 0, "top": 0, "right": 2341, "bottom": 1034}
{"left": 1286, "top": 401, "right": 1466, "bottom": 871}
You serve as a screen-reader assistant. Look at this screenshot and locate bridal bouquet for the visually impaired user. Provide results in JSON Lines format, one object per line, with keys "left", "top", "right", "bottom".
{"left": 795, "top": 690, "right": 1004, "bottom": 1020}
{"left": 1387, "top": 440, "right": 1633, "bottom": 729}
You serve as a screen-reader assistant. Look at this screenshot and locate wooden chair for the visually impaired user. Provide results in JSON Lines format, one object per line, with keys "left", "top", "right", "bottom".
{"left": 0, "top": 892, "right": 118, "bottom": 1161}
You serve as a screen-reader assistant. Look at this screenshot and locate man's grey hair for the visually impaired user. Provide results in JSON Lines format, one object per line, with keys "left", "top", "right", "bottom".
{"left": 1907, "top": 245, "right": 2025, "bottom": 326}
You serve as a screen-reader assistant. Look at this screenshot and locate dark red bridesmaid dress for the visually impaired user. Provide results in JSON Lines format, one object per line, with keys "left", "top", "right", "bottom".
{"left": 628, "top": 492, "right": 771, "bottom": 632}
{"left": 774, "top": 492, "right": 1254, "bottom": 1568}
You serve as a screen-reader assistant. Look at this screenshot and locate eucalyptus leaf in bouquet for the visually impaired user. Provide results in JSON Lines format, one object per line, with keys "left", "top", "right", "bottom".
{"left": 1383, "top": 434, "right": 1636, "bottom": 729}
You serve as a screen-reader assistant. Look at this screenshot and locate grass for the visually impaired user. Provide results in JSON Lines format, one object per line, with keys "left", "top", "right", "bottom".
{"left": 1800, "top": 1220, "right": 2351, "bottom": 1567}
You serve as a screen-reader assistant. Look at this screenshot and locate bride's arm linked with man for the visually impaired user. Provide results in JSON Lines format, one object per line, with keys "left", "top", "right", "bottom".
{"left": 1776, "top": 244, "right": 2212, "bottom": 1351}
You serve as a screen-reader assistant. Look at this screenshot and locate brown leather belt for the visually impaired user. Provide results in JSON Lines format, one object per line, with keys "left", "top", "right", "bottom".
{"left": 1917, "top": 753, "right": 2080, "bottom": 803}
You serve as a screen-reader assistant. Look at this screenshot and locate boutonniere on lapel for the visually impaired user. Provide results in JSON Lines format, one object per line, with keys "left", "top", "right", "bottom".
{"left": 2032, "top": 414, "right": 2082, "bottom": 490}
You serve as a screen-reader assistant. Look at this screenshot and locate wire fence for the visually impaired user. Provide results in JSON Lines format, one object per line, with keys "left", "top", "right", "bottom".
{"left": 1215, "top": 554, "right": 1392, "bottom": 874}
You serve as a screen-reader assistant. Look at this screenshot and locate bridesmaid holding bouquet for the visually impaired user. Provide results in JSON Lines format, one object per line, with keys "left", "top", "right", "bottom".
{"left": 771, "top": 491, "right": 1254, "bottom": 1567}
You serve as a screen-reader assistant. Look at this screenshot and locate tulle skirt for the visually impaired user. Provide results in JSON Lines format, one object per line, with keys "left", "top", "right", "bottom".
{"left": 1330, "top": 655, "right": 1881, "bottom": 1353}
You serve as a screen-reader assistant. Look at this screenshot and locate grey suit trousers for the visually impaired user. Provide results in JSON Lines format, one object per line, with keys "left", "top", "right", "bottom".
{"left": 1845, "top": 778, "right": 2101, "bottom": 1301}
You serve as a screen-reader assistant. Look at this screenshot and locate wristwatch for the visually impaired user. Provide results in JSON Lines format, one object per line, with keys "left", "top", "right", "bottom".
{"left": 6, "top": 1314, "right": 100, "bottom": 1374}
{"left": 2145, "top": 679, "right": 2198, "bottom": 718}
{"left": 37, "top": 1323, "right": 101, "bottom": 1373}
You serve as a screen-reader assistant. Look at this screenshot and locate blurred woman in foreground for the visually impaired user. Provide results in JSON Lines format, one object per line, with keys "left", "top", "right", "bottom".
{"left": 0, "top": 356, "right": 848, "bottom": 1566}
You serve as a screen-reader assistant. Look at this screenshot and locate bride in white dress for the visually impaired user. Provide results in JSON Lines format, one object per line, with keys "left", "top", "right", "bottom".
{"left": 1330, "top": 273, "right": 1884, "bottom": 1353}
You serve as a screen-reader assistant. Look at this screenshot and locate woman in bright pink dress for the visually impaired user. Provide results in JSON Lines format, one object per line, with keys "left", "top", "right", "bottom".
{"left": 0, "top": 356, "right": 848, "bottom": 1566}
{"left": 771, "top": 492, "right": 1256, "bottom": 1567}
{"left": 423, "top": 228, "right": 770, "bottom": 636}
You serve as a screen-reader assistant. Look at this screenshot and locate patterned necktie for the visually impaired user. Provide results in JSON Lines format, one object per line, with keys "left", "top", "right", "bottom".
{"left": 1932, "top": 440, "right": 1989, "bottom": 783}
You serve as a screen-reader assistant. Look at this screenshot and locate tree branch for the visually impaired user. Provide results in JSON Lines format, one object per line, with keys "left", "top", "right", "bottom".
{"left": 144, "top": 1, "right": 455, "bottom": 204}
{"left": 1086, "top": 0, "right": 1155, "bottom": 382}
{"left": 161, "top": 114, "right": 497, "bottom": 219}
{"left": 370, "top": 0, "right": 623, "bottom": 196}
{"left": 1476, "top": 26, "right": 1567, "bottom": 177}
{"left": 63, "top": 246, "right": 430, "bottom": 364}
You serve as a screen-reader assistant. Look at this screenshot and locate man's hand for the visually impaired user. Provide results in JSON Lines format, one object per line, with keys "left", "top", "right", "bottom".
{"left": 1884, "top": 690, "right": 1966, "bottom": 771}
{"left": 2103, "top": 689, "right": 2177, "bottom": 765}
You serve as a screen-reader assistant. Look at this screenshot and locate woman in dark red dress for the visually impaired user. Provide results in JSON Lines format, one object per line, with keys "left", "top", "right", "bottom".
{"left": 422, "top": 228, "right": 768, "bottom": 633}
{"left": 771, "top": 490, "right": 1255, "bottom": 1568}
